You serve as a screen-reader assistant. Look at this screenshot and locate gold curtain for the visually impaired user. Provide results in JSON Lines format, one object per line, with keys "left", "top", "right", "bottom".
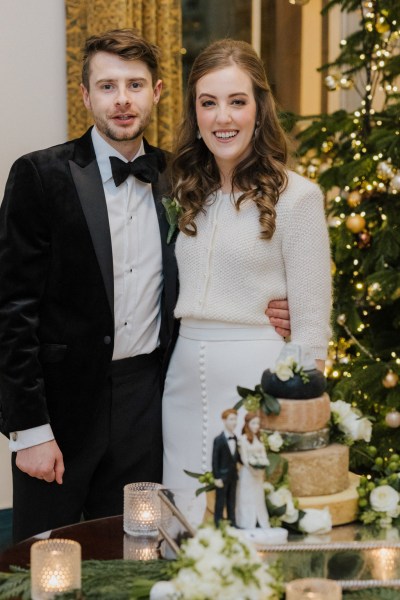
{"left": 65, "top": 0, "right": 182, "bottom": 149}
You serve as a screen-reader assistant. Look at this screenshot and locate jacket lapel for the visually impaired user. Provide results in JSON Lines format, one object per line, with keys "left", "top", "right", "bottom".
{"left": 69, "top": 129, "right": 114, "bottom": 316}
{"left": 144, "top": 139, "right": 178, "bottom": 340}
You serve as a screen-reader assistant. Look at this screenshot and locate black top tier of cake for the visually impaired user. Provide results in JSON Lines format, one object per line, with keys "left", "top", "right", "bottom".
{"left": 261, "top": 344, "right": 327, "bottom": 400}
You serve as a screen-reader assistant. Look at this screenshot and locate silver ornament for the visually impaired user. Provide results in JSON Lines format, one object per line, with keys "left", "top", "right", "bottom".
{"left": 324, "top": 75, "right": 338, "bottom": 91}
{"left": 385, "top": 410, "right": 400, "bottom": 428}
{"left": 377, "top": 161, "right": 394, "bottom": 180}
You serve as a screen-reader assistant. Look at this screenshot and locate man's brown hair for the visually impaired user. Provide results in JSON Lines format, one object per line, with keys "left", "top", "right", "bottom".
{"left": 82, "top": 28, "right": 161, "bottom": 89}
{"left": 221, "top": 408, "right": 238, "bottom": 420}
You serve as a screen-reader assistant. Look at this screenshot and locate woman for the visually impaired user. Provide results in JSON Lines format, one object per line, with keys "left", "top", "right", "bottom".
{"left": 236, "top": 413, "right": 270, "bottom": 529}
{"left": 162, "top": 39, "right": 331, "bottom": 523}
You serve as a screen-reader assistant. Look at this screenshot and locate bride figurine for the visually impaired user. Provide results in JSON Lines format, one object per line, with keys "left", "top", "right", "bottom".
{"left": 236, "top": 412, "right": 270, "bottom": 529}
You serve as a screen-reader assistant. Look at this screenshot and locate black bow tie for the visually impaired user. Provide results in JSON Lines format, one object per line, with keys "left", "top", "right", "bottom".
{"left": 110, "top": 153, "right": 161, "bottom": 186}
{"left": 228, "top": 436, "right": 236, "bottom": 440}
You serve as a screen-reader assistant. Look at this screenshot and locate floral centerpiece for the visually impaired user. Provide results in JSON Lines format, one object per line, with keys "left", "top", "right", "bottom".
{"left": 150, "top": 523, "right": 282, "bottom": 600}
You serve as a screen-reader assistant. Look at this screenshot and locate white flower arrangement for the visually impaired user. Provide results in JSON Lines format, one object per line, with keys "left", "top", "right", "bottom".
{"left": 330, "top": 399, "right": 372, "bottom": 443}
{"left": 150, "top": 523, "right": 282, "bottom": 600}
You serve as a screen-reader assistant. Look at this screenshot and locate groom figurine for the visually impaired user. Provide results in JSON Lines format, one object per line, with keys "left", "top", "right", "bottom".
{"left": 212, "top": 409, "right": 241, "bottom": 527}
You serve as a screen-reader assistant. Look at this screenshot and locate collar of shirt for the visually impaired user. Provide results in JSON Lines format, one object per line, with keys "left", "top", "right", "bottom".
{"left": 91, "top": 126, "right": 145, "bottom": 185}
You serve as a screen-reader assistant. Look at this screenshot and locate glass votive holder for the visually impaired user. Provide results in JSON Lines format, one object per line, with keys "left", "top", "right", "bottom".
{"left": 123, "top": 534, "right": 159, "bottom": 560}
{"left": 124, "top": 482, "right": 164, "bottom": 537}
{"left": 30, "top": 539, "right": 81, "bottom": 600}
{"left": 286, "top": 578, "right": 342, "bottom": 600}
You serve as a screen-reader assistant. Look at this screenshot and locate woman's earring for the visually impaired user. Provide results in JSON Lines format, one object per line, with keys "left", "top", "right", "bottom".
{"left": 254, "top": 121, "right": 260, "bottom": 137}
{"left": 196, "top": 129, "right": 202, "bottom": 140}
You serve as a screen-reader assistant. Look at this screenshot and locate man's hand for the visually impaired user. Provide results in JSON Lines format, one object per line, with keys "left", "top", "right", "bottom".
{"left": 16, "top": 440, "right": 64, "bottom": 484}
{"left": 214, "top": 478, "right": 224, "bottom": 488}
{"left": 266, "top": 299, "right": 291, "bottom": 338}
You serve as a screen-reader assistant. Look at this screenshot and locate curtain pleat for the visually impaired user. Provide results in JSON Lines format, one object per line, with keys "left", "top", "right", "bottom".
{"left": 65, "top": 0, "right": 182, "bottom": 149}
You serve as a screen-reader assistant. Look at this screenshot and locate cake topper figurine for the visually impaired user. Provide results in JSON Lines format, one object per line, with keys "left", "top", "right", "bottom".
{"left": 212, "top": 409, "right": 240, "bottom": 527}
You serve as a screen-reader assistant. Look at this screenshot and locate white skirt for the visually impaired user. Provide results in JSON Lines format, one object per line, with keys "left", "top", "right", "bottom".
{"left": 162, "top": 319, "right": 284, "bottom": 525}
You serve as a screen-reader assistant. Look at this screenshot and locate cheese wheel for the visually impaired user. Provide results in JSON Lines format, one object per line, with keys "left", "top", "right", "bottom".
{"left": 260, "top": 393, "right": 330, "bottom": 433}
{"left": 281, "top": 444, "right": 349, "bottom": 497}
{"left": 298, "top": 473, "right": 359, "bottom": 526}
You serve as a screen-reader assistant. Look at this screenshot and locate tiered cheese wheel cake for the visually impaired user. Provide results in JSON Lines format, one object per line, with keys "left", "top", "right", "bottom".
{"left": 260, "top": 347, "right": 358, "bottom": 526}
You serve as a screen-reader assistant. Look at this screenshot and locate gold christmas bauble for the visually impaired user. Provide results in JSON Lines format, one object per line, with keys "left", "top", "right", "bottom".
{"left": 385, "top": 410, "right": 400, "bottom": 428}
{"left": 346, "top": 214, "right": 366, "bottom": 233}
{"left": 339, "top": 76, "right": 353, "bottom": 90}
{"left": 347, "top": 190, "right": 362, "bottom": 208}
{"left": 376, "top": 19, "right": 390, "bottom": 34}
{"left": 383, "top": 371, "right": 399, "bottom": 389}
{"left": 321, "top": 141, "right": 333, "bottom": 153}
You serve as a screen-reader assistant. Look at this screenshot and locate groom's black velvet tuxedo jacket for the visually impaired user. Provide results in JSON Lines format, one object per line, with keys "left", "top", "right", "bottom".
{"left": 0, "top": 128, "right": 178, "bottom": 457}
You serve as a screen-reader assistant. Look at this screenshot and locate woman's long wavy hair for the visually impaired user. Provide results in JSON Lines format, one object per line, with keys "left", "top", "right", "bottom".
{"left": 173, "top": 39, "right": 289, "bottom": 239}
{"left": 242, "top": 412, "right": 261, "bottom": 444}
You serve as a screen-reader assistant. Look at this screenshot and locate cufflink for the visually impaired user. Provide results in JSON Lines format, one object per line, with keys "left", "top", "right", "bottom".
{"left": 11, "top": 432, "right": 18, "bottom": 441}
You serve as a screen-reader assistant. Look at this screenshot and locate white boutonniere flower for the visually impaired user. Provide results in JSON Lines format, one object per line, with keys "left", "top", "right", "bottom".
{"left": 162, "top": 196, "right": 183, "bottom": 244}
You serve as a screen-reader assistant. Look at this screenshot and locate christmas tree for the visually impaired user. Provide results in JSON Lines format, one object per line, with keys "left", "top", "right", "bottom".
{"left": 288, "top": 0, "right": 400, "bottom": 472}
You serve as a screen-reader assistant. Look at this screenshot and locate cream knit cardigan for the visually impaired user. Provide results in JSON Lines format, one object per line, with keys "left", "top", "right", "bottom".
{"left": 174, "top": 170, "right": 332, "bottom": 359}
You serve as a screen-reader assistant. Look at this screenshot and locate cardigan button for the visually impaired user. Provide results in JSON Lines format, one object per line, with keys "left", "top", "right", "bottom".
{"left": 103, "top": 336, "right": 112, "bottom": 345}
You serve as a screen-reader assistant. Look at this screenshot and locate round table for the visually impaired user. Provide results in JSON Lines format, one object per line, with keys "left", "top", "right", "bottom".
{"left": 0, "top": 515, "right": 124, "bottom": 571}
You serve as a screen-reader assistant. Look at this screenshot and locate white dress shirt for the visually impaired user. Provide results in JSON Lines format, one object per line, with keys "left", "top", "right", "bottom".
{"left": 224, "top": 431, "right": 237, "bottom": 456}
{"left": 10, "top": 127, "right": 163, "bottom": 451}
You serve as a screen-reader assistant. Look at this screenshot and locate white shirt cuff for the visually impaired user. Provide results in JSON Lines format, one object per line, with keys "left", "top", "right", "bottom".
{"left": 9, "top": 424, "right": 55, "bottom": 452}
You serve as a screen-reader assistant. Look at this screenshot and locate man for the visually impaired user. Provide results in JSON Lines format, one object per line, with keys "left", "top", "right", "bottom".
{"left": 0, "top": 29, "right": 290, "bottom": 542}
{"left": 212, "top": 409, "right": 240, "bottom": 527}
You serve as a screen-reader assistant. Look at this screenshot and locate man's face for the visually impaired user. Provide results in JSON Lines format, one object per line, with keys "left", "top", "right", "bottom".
{"left": 81, "top": 51, "right": 162, "bottom": 156}
{"left": 224, "top": 413, "right": 237, "bottom": 434}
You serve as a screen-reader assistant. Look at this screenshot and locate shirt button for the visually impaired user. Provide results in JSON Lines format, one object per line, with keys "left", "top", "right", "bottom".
{"left": 104, "top": 336, "right": 112, "bottom": 345}
{"left": 11, "top": 432, "right": 18, "bottom": 441}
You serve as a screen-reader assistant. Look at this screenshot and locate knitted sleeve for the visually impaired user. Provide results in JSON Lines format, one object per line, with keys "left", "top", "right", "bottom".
{"left": 281, "top": 183, "right": 332, "bottom": 360}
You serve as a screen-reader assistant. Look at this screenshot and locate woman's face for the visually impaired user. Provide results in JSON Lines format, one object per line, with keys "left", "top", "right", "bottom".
{"left": 248, "top": 416, "right": 260, "bottom": 434}
{"left": 195, "top": 64, "right": 257, "bottom": 177}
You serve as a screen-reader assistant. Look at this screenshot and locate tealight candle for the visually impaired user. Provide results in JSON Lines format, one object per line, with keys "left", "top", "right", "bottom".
{"left": 124, "top": 482, "right": 165, "bottom": 536}
{"left": 30, "top": 539, "right": 81, "bottom": 600}
{"left": 286, "top": 578, "right": 341, "bottom": 600}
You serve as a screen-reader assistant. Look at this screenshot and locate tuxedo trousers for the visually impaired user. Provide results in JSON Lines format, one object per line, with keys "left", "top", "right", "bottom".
{"left": 162, "top": 319, "right": 285, "bottom": 526}
{"left": 12, "top": 349, "right": 162, "bottom": 542}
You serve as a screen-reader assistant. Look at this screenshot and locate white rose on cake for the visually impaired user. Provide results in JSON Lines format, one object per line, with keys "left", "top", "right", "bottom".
{"left": 267, "top": 431, "right": 284, "bottom": 452}
{"left": 369, "top": 485, "right": 400, "bottom": 517}
{"left": 331, "top": 400, "right": 372, "bottom": 442}
{"left": 275, "top": 357, "right": 295, "bottom": 381}
{"left": 299, "top": 507, "right": 332, "bottom": 534}
{"left": 267, "top": 486, "right": 299, "bottom": 524}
